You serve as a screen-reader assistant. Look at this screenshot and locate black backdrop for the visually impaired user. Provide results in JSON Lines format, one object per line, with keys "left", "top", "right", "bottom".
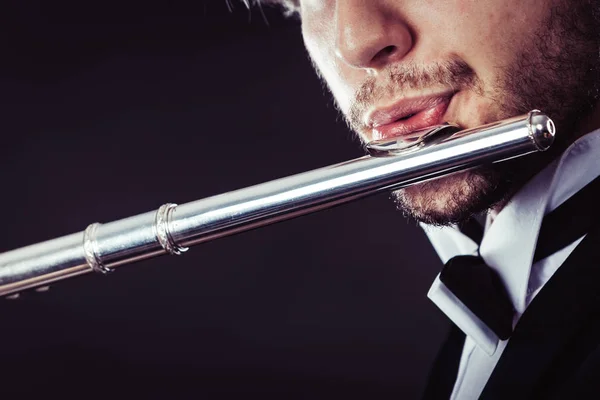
{"left": 1, "top": 1, "right": 448, "bottom": 398}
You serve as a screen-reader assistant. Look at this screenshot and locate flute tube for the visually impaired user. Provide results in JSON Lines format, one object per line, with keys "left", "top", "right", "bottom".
{"left": 0, "top": 111, "right": 555, "bottom": 297}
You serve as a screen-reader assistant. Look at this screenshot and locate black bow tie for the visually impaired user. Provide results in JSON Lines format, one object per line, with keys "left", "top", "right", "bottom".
{"left": 439, "top": 175, "right": 600, "bottom": 340}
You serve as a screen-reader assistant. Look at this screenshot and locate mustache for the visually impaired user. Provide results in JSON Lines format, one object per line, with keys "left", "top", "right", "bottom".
{"left": 347, "top": 59, "right": 480, "bottom": 133}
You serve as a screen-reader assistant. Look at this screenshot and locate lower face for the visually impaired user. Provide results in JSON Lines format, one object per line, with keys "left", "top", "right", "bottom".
{"left": 301, "top": 0, "right": 600, "bottom": 225}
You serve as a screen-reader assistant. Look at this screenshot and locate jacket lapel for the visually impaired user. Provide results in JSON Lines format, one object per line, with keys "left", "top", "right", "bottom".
{"left": 480, "top": 226, "right": 600, "bottom": 399}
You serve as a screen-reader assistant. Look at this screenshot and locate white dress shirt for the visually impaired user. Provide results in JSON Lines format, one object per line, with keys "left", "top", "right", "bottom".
{"left": 422, "top": 128, "right": 600, "bottom": 399}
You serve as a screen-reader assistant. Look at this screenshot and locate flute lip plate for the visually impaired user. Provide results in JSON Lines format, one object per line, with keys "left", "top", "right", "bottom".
{"left": 366, "top": 123, "right": 461, "bottom": 157}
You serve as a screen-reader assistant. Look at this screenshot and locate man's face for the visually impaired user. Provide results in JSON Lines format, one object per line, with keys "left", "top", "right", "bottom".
{"left": 291, "top": 0, "right": 599, "bottom": 225}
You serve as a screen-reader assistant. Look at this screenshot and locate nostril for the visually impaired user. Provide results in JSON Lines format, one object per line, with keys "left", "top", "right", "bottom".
{"left": 373, "top": 45, "right": 398, "bottom": 64}
{"left": 382, "top": 45, "right": 396, "bottom": 55}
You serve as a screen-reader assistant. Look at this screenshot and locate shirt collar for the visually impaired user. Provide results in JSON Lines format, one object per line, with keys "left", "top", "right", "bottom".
{"left": 423, "top": 128, "right": 600, "bottom": 354}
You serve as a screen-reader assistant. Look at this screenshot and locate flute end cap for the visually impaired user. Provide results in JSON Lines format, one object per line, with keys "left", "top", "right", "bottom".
{"left": 529, "top": 110, "right": 555, "bottom": 151}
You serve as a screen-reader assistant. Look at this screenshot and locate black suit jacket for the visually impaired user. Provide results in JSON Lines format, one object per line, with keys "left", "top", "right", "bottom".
{"left": 423, "top": 225, "right": 600, "bottom": 399}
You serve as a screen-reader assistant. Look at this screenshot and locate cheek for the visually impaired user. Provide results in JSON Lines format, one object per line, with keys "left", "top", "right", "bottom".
{"left": 302, "top": 21, "right": 360, "bottom": 114}
{"left": 417, "top": 1, "right": 536, "bottom": 64}
{"left": 448, "top": 1, "right": 541, "bottom": 74}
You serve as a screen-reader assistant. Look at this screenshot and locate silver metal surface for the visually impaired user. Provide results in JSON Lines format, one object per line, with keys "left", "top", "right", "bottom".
{"left": 155, "top": 203, "right": 189, "bottom": 255}
{"left": 83, "top": 222, "right": 111, "bottom": 274}
{"left": 366, "top": 124, "right": 460, "bottom": 156}
{"left": 0, "top": 111, "right": 555, "bottom": 297}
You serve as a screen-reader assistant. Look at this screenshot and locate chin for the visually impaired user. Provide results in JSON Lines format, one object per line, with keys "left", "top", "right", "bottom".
{"left": 392, "top": 167, "right": 511, "bottom": 226}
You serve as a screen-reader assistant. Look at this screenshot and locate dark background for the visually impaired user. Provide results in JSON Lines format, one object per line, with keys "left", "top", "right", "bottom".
{"left": 1, "top": 1, "right": 448, "bottom": 398}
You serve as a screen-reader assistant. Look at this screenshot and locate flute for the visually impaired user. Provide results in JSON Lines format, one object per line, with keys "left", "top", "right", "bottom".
{"left": 0, "top": 111, "right": 555, "bottom": 298}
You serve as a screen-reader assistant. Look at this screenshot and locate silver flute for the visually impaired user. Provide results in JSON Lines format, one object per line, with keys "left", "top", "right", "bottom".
{"left": 0, "top": 111, "right": 555, "bottom": 298}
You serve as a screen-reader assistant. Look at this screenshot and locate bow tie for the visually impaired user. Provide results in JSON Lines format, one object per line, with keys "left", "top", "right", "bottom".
{"left": 440, "top": 175, "right": 600, "bottom": 340}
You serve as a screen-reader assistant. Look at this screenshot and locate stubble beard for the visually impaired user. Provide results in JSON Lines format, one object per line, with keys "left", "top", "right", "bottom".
{"left": 346, "top": 1, "right": 600, "bottom": 226}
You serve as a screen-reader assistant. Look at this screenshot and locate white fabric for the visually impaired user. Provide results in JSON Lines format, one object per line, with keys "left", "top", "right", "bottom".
{"left": 422, "top": 129, "right": 600, "bottom": 399}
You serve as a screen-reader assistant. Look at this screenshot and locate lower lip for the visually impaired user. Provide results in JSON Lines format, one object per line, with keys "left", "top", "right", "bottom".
{"left": 371, "top": 97, "right": 453, "bottom": 141}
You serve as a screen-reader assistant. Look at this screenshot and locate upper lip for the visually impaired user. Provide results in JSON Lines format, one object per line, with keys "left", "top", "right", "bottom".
{"left": 365, "top": 92, "right": 455, "bottom": 128}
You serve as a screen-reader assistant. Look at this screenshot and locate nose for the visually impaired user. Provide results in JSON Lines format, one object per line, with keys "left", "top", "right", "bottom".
{"left": 334, "top": 1, "right": 413, "bottom": 70}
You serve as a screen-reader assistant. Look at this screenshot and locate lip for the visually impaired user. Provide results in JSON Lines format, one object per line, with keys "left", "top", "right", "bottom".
{"left": 367, "top": 93, "right": 455, "bottom": 141}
